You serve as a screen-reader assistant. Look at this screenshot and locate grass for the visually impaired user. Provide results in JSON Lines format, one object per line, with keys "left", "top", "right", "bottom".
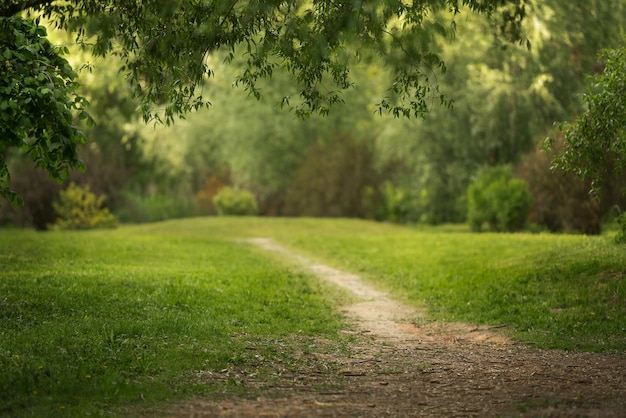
{"left": 251, "top": 218, "right": 626, "bottom": 352}
{"left": 0, "top": 222, "right": 344, "bottom": 416}
{"left": 2, "top": 217, "right": 625, "bottom": 415}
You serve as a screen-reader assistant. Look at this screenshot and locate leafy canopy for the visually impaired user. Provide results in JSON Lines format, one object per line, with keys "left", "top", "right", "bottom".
{"left": 0, "top": 0, "right": 528, "bottom": 204}
{"left": 553, "top": 44, "right": 626, "bottom": 196}
{"left": 0, "top": 15, "right": 91, "bottom": 205}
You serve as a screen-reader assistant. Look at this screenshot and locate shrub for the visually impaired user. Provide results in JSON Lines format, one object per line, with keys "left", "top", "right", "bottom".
{"left": 50, "top": 183, "right": 117, "bottom": 230}
{"left": 518, "top": 139, "right": 602, "bottom": 234}
{"left": 467, "top": 166, "right": 532, "bottom": 232}
{"left": 212, "top": 187, "right": 259, "bottom": 216}
{"left": 614, "top": 212, "right": 626, "bottom": 244}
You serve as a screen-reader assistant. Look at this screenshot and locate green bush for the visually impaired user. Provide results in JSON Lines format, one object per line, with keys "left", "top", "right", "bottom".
{"left": 467, "top": 166, "right": 532, "bottom": 232}
{"left": 50, "top": 182, "right": 117, "bottom": 230}
{"left": 518, "top": 139, "right": 602, "bottom": 234}
{"left": 374, "top": 182, "right": 417, "bottom": 223}
{"left": 614, "top": 212, "right": 626, "bottom": 244}
{"left": 212, "top": 187, "right": 259, "bottom": 216}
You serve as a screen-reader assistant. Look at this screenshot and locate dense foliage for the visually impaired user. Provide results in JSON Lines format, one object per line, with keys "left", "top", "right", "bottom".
{"left": 1, "top": 0, "right": 528, "bottom": 203}
{"left": 2, "top": 1, "right": 626, "bottom": 232}
{"left": 554, "top": 44, "right": 626, "bottom": 196}
{"left": 0, "top": 16, "right": 90, "bottom": 205}
{"left": 467, "top": 166, "right": 532, "bottom": 232}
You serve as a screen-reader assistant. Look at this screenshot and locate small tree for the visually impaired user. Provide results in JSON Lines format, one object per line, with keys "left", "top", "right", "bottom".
{"left": 51, "top": 182, "right": 117, "bottom": 230}
{"left": 467, "top": 166, "right": 532, "bottom": 232}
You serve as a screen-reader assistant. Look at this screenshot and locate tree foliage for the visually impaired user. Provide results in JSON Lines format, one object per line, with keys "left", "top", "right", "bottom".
{"left": 26, "top": 0, "right": 527, "bottom": 119}
{"left": 553, "top": 44, "right": 626, "bottom": 196}
{"left": 374, "top": 0, "right": 626, "bottom": 224}
{"left": 0, "top": 15, "right": 91, "bottom": 205}
{"left": 1, "top": 0, "right": 528, "bottom": 204}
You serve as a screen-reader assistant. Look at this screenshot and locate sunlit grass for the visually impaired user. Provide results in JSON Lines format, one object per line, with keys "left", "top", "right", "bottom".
{"left": 249, "top": 218, "right": 626, "bottom": 352}
{"left": 0, "top": 223, "right": 343, "bottom": 416}
{"left": 2, "top": 217, "right": 625, "bottom": 415}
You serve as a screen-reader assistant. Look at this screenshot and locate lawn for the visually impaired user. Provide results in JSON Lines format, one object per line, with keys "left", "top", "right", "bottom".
{"left": 0, "top": 220, "right": 344, "bottom": 416}
{"left": 2, "top": 217, "right": 625, "bottom": 416}
{"left": 253, "top": 218, "right": 626, "bottom": 351}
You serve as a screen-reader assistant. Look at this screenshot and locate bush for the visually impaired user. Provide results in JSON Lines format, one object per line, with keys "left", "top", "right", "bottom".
{"left": 212, "top": 187, "right": 259, "bottom": 216}
{"left": 50, "top": 183, "right": 117, "bottom": 230}
{"left": 518, "top": 139, "right": 602, "bottom": 234}
{"left": 614, "top": 212, "right": 626, "bottom": 244}
{"left": 467, "top": 166, "right": 532, "bottom": 232}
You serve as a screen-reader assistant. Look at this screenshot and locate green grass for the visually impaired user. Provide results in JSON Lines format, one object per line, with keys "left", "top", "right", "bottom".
{"left": 2, "top": 217, "right": 626, "bottom": 415}
{"left": 250, "top": 218, "right": 626, "bottom": 352}
{"left": 0, "top": 221, "right": 344, "bottom": 416}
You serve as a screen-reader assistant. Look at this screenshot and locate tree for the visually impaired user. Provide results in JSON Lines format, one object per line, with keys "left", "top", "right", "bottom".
{"left": 0, "top": 15, "right": 91, "bottom": 205}
{"left": 373, "top": 0, "right": 626, "bottom": 224}
{"left": 553, "top": 44, "right": 626, "bottom": 196}
{"left": 1, "top": 0, "right": 527, "bottom": 204}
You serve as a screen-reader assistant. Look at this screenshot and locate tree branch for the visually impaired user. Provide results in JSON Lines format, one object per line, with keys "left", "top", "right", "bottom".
{"left": 0, "top": 0, "right": 55, "bottom": 18}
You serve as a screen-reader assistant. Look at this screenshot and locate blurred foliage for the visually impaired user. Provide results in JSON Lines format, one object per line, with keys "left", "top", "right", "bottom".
{"left": 50, "top": 182, "right": 117, "bottom": 230}
{"left": 1, "top": 0, "right": 530, "bottom": 202}
{"left": 467, "top": 166, "right": 532, "bottom": 232}
{"left": 196, "top": 176, "right": 227, "bottom": 216}
{"left": 213, "top": 187, "right": 259, "bottom": 216}
{"left": 283, "top": 135, "right": 380, "bottom": 218}
{"left": 614, "top": 212, "right": 626, "bottom": 244}
{"left": 519, "top": 135, "right": 603, "bottom": 234}
{"left": 3, "top": 0, "right": 626, "bottom": 231}
{"left": 115, "top": 191, "right": 196, "bottom": 224}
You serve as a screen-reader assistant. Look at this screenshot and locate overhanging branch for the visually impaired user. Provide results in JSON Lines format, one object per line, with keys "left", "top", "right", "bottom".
{"left": 0, "top": 0, "right": 55, "bottom": 18}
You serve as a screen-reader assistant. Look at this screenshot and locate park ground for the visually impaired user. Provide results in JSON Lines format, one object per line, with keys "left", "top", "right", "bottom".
{"left": 2, "top": 218, "right": 625, "bottom": 417}
{"left": 163, "top": 236, "right": 626, "bottom": 417}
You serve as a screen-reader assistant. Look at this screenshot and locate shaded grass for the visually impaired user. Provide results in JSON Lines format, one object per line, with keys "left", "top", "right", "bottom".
{"left": 0, "top": 223, "right": 343, "bottom": 416}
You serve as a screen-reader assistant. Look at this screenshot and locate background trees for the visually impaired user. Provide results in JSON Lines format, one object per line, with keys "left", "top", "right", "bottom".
{"left": 1, "top": 0, "right": 527, "bottom": 202}
{"left": 2, "top": 0, "right": 626, "bottom": 234}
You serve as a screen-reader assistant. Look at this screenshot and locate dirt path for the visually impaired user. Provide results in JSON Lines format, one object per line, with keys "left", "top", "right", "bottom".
{"left": 167, "top": 238, "right": 626, "bottom": 417}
